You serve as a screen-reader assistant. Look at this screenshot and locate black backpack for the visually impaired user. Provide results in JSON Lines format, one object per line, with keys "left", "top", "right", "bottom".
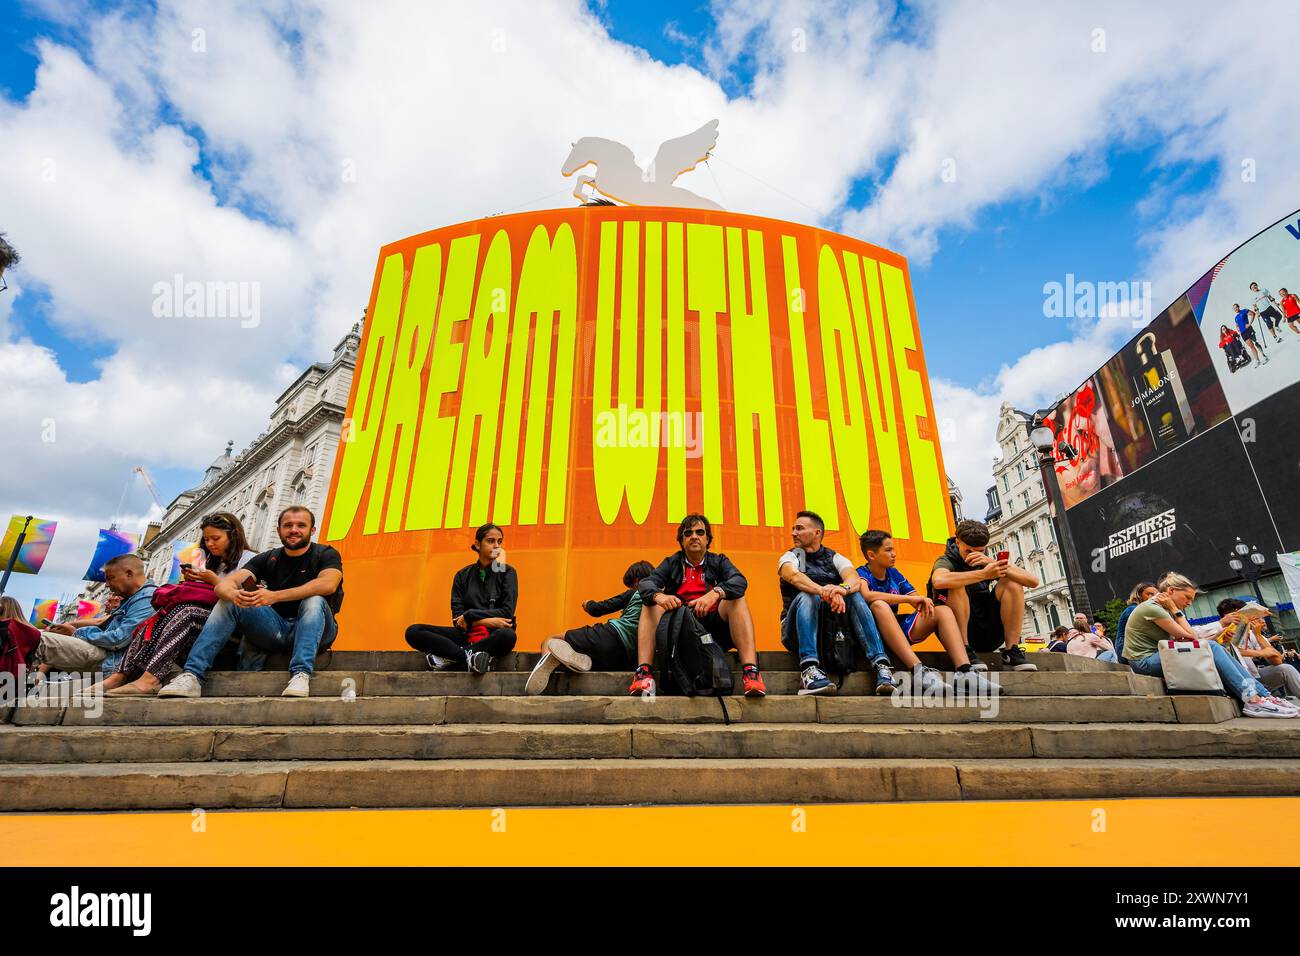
{"left": 817, "top": 606, "right": 857, "bottom": 680}
{"left": 655, "top": 605, "right": 734, "bottom": 699}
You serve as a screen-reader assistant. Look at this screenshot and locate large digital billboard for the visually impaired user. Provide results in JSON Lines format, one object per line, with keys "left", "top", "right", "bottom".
{"left": 1048, "top": 207, "right": 1299, "bottom": 605}
{"left": 321, "top": 207, "right": 954, "bottom": 649}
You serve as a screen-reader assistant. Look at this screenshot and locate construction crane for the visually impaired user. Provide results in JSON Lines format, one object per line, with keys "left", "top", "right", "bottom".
{"left": 133, "top": 466, "right": 164, "bottom": 510}
{"left": 110, "top": 466, "right": 164, "bottom": 530}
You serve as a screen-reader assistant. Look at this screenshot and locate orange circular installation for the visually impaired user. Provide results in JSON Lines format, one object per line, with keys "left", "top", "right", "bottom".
{"left": 322, "top": 206, "right": 954, "bottom": 650}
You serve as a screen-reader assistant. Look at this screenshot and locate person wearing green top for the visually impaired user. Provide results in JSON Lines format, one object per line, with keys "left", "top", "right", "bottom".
{"left": 526, "top": 560, "right": 654, "bottom": 695}
{"left": 1125, "top": 572, "right": 1296, "bottom": 718}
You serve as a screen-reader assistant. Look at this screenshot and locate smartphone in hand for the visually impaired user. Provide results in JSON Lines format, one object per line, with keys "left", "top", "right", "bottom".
{"left": 996, "top": 550, "right": 1010, "bottom": 563}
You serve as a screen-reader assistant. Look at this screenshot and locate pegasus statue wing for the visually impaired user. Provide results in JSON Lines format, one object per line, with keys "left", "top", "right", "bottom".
{"left": 649, "top": 119, "right": 719, "bottom": 184}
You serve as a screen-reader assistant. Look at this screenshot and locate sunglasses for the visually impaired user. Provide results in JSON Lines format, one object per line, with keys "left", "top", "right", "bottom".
{"left": 682, "top": 528, "right": 708, "bottom": 537}
{"left": 200, "top": 514, "right": 235, "bottom": 529}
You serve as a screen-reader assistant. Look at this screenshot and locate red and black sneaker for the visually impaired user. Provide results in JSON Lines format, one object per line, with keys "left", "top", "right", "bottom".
{"left": 628, "top": 664, "right": 656, "bottom": 697}
{"left": 741, "top": 664, "right": 767, "bottom": 697}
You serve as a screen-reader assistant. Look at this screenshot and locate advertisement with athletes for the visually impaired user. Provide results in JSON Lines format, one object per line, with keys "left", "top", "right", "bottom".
{"left": 1191, "top": 210, "right": 1300, "bottom": 415}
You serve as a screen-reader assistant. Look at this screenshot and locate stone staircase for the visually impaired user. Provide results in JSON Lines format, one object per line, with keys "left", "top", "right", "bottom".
{"left": 4, "top": 650, "right": 1299, "bottom": 811}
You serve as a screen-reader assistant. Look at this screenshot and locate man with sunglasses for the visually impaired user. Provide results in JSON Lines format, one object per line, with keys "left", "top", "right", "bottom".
{"left": 629, "top": 513, "right": 765, "bottom": 697}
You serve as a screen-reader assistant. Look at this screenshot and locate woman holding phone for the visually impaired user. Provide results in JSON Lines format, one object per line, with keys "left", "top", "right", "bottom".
{"left": 96, "top": 512, "right": 256, "bottom": 696}
{"left": 404, "top": 523, "right": 519, "bottom": 675}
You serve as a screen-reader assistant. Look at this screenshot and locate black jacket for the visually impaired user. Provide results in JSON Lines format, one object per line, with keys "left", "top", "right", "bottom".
{"left": 450, "top": 562, "right": 518, "bottom": 627}
{"left": 585, "top": 589, "right": 634, "bottom": 617}
{"left": 638, "top": 551, "right": 748, "bottom": 605}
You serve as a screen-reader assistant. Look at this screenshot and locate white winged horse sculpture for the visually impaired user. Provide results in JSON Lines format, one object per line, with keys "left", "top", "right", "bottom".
{"left": 560, "top": 120, "right": 723, "bottom": 210}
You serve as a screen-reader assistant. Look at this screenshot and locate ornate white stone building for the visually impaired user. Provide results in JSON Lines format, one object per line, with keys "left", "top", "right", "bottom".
{"left": 983, "top": 402, "right": 1073, "bottom": 639}
{"left": 135, "top": 319, "right": 361, "bottom": 584}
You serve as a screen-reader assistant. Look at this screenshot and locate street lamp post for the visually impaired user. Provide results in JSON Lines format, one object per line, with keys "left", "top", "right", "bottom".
{"left": 1229, "top": 537, "right": 1269, "bottom": 607}
{"left": 1014, "top": 409, "right": 1092, "bottom": 621}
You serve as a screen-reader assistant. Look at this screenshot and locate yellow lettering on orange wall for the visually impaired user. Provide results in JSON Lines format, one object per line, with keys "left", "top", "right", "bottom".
{"left": 665, "top": 222, "right": 687, "bottom": 519}
{"left": 686, "top": 223, "right": 725, "bottom": 521}
{"left": 727, "top": 227, "right": 782, "bottom": 526}
{"left": 845, "top": 253, "right": 909, "bottom": 537}
{"left": 366, "top": 244, "right": 440, "bottom": 533}
{"left": 495, "top": 223, "right": 578, "bottom": 524}
{"left": 624, "top": 221, "right": 662, "bottom": 522}
{"left": 781, "top": 236, "right": 835, "bottom": 524}
{"left": 405, "top": 234, "right": 481, "bottom": 530}
{"left": 592, "top": 222, "right": 622, "bottom": 523}
{"left": 505, "top": 223, "right": 577, "bottom": 526}
{"left": 325, "top": 252, "right": 404, "bottom": 540}
{"left": 592, "top": 221, "right": 662, "bottom": 523}
{"left": 817, "top": 245, "right": 871, "bottom": 533}
{"left": 445, "top": 230, "right": 511, "bottom": 529}
{"left": 881, "top": 262, "right": 947, "bottom": 543}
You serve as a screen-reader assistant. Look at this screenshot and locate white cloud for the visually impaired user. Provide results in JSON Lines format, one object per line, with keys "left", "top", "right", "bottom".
{"left": 3, "top": 0, "right": 1299, "bottom": 610}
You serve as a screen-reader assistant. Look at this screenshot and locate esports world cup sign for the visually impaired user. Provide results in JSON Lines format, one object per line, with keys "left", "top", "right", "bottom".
{"left": 322, "top": 207, "right": 953, "bottom": 649}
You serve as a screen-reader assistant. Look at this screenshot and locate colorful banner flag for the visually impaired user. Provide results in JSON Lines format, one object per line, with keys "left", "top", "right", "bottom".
{"left": 0, "top": 515, "right": 58, "bottom": 575}
{"left": 167, "top": 541, "right": 203, "bottom": 584}
{"left": 75, "top": 599, "right": 104, "bottom": 620}
{"left": 29, "top": 597, "right": 58, "bottom": 626}
{"left": 82, "top": 528, "right": 140, "bottom": 582}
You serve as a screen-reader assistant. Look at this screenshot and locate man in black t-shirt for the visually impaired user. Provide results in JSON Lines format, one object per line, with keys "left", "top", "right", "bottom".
{"left": 160, "top": 506, "right": 344, "bottom": 699}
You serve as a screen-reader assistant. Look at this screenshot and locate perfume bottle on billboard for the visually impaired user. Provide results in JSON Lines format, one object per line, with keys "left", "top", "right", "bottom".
{"left": 1130, "top": 332, "right": 1194, "bottom": 454}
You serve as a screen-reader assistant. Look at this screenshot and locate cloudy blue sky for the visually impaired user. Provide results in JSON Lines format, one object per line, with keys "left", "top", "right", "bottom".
{"left": 2, "top": 0, "right": 1297, "bottom": 612}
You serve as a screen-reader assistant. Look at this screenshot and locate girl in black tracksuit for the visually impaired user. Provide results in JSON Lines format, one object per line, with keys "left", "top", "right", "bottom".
{"left": 404, "top": 524, "right": 518, "bottom": 671}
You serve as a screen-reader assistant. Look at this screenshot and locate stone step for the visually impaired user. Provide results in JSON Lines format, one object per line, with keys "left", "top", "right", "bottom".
{"left": 1, "top": 719, "right": 1293, "bottom": 764}
{"left": 9, "top": 693, "right": 1235, "bottom": 727}
{"left": 3, "top": 756, "right": 1296, "bottom": 810}
{"left": 251, "top": 649, "right": 1126, "bottom": 673}
{"left": 188, "top": 669, "right": 1163, "bottom": 698}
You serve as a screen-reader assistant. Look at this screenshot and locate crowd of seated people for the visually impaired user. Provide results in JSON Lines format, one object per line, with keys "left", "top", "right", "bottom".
{"left": 15, "top": 507, "right": 1298, "bottom": 715}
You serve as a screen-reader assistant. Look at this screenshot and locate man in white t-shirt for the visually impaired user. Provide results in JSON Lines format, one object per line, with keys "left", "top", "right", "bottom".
{"left": 1250, "top": 281, "right": 1285, "bottom": 343}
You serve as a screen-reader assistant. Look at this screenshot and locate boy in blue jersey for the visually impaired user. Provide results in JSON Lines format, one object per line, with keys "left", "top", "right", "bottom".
{"left": 857, "top": 529, "right": 987, "bottom": 683}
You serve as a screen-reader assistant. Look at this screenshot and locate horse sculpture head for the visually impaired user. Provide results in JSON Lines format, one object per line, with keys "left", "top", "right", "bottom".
{"left": 560, "top": 138, "right": 599, "bottom": 176}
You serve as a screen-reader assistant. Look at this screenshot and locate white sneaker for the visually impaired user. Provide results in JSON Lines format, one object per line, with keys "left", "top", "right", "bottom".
{"left": 1243, "top": 697, "right": 1294, "bottom": 718}
{"left": 1268, "top": 696, "right": 1298, "bottom": 715}
{"left": 918, "top": 667, "right": 952, "bottom": 694}
{"left": 282, "top": 672, "right": 311, "bottom": 698}
{"left": 425, "top": 654, "right": 457, "bottom": 671}
{"left": 546, "top": 637, "right": 593, "bottom": 673}
{"left": 158, "top": 672, "right": 202, "bottom": 699}
{"left": 524, "top": 652, "right": 559, "bottom": 696}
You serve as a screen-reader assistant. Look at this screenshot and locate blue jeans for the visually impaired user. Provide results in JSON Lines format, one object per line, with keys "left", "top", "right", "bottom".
{"left": 1130, "top": 642, "right": 1270, "bottom": 702}
{"left": 1096, "top": 650, "right": 1118, "bottom": 663}
{"left": 782, "top": 591, "right": 887, "bottom": 665}
{"left": 182, "top": 596, "right": 338, "bottom": 679}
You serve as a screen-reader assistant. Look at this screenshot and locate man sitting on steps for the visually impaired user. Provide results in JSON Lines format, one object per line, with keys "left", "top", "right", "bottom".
{"left": 159, "top": 506, "right": 344, "bottom": 699}
{"left": 926, "top": 519, "right": 1038, "bottom": 672}
{"left": 778, "top": 511, "right": 898, "bottom": 697}
{"left": 628, "top": 513, "right": 765, "bottom": 698}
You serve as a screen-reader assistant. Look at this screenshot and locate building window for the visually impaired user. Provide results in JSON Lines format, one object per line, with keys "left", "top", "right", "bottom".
{"left": 1036, "top": 560, "right": 1045, "bottom": 583}
{"left": 1030, "top": 524, "right": 1040, "bottom": 548}
{"left": 1022, "top": 490, "right": 1031, "bottom": 509}
{"left": 1049, "top": 604, "right": 1061, "bottom": 628}
{"left": 1056, "top": 554, "right": 1065, "bottom": 578}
